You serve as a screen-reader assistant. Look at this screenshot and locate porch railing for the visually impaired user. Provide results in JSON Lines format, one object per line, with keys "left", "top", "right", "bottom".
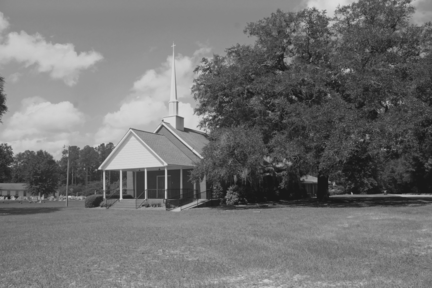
{"left": 104, "top": 189, "right": 121, "bottom": 209}
{"left": 135, "top": 190, "right": 146, "bottom": 209}
{"left": 147, "top": 189, "right": 165, "bottom": 199}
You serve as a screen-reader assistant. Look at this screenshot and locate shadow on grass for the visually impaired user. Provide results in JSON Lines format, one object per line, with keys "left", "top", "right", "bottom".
{"left": 279, "top": 196, "right": 432, "bottom": 208}
{"left": 0, "top": 201, "right": 81, "bottom": 216}
{"left": 0, "top": 207, "right": 62, "bottom": 216}
{"left": 204, "top": 195, "right": 432, "bottom": 210}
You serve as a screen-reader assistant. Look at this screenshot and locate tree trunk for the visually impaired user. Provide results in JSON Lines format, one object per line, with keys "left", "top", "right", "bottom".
{"left": 317, "top": 172, "right": 329, "bottom": 201}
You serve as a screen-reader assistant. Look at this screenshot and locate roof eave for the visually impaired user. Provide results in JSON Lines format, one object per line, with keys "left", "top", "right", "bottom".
{"left": 98, "top": 129, "right": 134, "bottom": 170}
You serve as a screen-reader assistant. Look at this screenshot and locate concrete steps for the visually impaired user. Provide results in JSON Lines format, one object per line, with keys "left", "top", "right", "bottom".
{"left": 109, "top": 199, "right": 137, "bottom": 209}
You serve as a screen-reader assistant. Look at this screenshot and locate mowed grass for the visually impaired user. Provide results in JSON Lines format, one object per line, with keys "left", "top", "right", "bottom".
{"left": 1, "top": 197, "right": 432, "bottom": 288}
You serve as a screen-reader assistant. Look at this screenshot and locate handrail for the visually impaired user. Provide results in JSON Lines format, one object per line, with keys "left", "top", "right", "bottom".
{"left": 165, "top": 188, "right": 221, "bottom": 211}
{"left": 135, "top": 190, "right": 146, "bottom": 209}
{"left": 105, "top": 189, "right": 121, "bottom": 209}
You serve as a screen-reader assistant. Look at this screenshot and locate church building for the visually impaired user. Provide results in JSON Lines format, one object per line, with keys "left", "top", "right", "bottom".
{"left": 98, "top": 45, "right": 209, "bottom": 209}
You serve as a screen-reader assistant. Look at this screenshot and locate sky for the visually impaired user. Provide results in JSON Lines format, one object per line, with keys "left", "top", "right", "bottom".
{"left": 1, "top": 0, "right": 431, "bottom": 159}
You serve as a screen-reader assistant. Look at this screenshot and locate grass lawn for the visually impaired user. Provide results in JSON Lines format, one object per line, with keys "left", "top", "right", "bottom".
{"left": 0, "top": 196, "right": 431, "bottom": 287}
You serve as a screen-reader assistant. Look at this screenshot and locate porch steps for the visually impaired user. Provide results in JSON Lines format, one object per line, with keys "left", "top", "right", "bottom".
{"left": 109, "top": 199, "right": 137, "bottom": 209}
{"left": 171, "top": 199, "right": 209, "bottom": 212}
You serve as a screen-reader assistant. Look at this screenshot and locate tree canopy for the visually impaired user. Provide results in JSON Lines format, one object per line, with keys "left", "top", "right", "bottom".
{"left": 24, "top": 150, "right": 59, "bottom": 197}
{"left": 192, "top": 0, "right": 432, "bottom": 199}
{"left": 0, "top": 143, "right": 13, "bottom": 182}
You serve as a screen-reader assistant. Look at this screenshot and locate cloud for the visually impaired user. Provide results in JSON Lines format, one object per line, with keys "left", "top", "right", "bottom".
{"left": 412, "top": 0, "right": 432, "bottom": 24}
{"left": 0, "top": 11, "right": 9, "bottom": 33}
{"left": 0, "top": 97, "right": 86, "bottom": 158}
{"left": 0, "top": 11, "right": 103, "bottom": 86}
{"left": 95, "top": 46, "right": 211, "bottom": 144}
{"left": 8, "top": 72, "right": 21, "bottom": 83}
{"left": 95, "top": 97, "right": 167, "bottom": 144}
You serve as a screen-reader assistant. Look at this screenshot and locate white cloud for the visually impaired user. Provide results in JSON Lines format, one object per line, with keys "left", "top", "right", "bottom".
{"left": 0, "top": 11, "right": 9, "bottom": 33}
{"left": 95, "top": 97, "right": 167, "bottom": 144}
{"left": 0, "top": 11, "right": 103, "bottom": 86}
{"left": 0, "top": 97, "right": 86, "bottom": 158}
{"left": 95, "top": 46, "right": 211, "bottom": 144}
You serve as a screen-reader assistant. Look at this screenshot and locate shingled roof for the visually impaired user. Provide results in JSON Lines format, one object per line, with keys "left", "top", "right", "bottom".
{"left": 131, "top": 129, "right": 195, "bottom": 166}
{"left": 157, "top": 123, "right": 208, "bottom": 156}
{"left": 0, "top": 183, "right": 27, "bottom": 190}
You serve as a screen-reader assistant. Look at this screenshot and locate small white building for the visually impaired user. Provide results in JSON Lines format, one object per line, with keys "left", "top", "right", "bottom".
{"left": 0, "top": 183, "right": 28, "bottom": 197}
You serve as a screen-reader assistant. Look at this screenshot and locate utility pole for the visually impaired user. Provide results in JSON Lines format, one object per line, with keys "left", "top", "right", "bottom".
{"left": 65, "top": 146, "right": 70, "bottom": 207}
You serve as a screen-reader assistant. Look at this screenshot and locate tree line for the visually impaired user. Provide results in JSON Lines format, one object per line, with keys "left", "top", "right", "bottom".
{"left": 0, "top": 143, "right": 117, "bottom": 196}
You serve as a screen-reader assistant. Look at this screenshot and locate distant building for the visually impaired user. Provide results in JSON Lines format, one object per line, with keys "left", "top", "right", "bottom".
{"left": 300, "top": 175, "right": 318, "bottom": 197}
{"left": 0, "top": 183, "right": 28, "bottom": 197}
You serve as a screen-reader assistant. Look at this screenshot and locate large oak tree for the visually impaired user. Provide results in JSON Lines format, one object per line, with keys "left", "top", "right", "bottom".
{"left": 192, "top": 0, "right": 432, "bottom": 199}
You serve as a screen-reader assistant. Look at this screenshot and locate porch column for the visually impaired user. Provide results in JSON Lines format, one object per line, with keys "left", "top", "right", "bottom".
{"left": 180, "top": 168, "right": 183, "bottom": 199}
{"left": 165, "top": 167, "right": 168, "bottom": 199}
{"left": 193, "top": 181, "right": 197, "bottom": 199}
{"left": 102, "top": 170, "right": 106, "bottom": 199}
{"left": 134, "top": 171, "right": 136, "bottom": 198}
{"left": 144, "top": 168, "right": 148, "bottom": 199}
{"left": 119, "top": 170, "right": 123, "bottom": 200}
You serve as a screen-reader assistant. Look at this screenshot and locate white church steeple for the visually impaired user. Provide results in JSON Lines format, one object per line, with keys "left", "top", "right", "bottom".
{"left": 163, "top": 43, "right": 184, "bottom": 131}
{"left": 169, "top": 43, "right": 179, "bottom": 116}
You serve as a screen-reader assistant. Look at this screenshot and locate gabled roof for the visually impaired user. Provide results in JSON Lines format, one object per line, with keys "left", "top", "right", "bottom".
{"left": 131, "top": 129, "right": 195, "bottom": 166}
{"left": 154, "top": 122, "right": 208, "bottom": 158}
{"left": 98, "top": 128, "right": 196, "bottom": 170}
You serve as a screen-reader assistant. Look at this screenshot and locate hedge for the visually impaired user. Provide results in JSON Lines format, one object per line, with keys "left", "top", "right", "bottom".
{"left": 85, "top": 194, "right": 104, "bottom": 208}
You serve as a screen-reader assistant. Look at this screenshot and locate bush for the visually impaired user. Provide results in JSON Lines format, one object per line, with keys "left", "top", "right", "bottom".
{"left": 225, "top": 185, "right": 247, "bottom": 205}
{"left": 85, "top": 194, "right": 104, "bottom": 208}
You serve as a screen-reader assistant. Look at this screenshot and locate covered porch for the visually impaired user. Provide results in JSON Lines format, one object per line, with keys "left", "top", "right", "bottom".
{"left": 102, "top": 165, "right": 206, "bottom": 204}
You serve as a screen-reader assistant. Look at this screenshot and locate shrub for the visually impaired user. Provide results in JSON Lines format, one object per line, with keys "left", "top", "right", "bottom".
{"left": 85, "top": 194, "right": 104, "bottom": 208}
{"left": 211, "top": 182, "right": 226, "bottom": 205}
{"left": 225, "top": 185, "right": 247, "bottom": 205}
